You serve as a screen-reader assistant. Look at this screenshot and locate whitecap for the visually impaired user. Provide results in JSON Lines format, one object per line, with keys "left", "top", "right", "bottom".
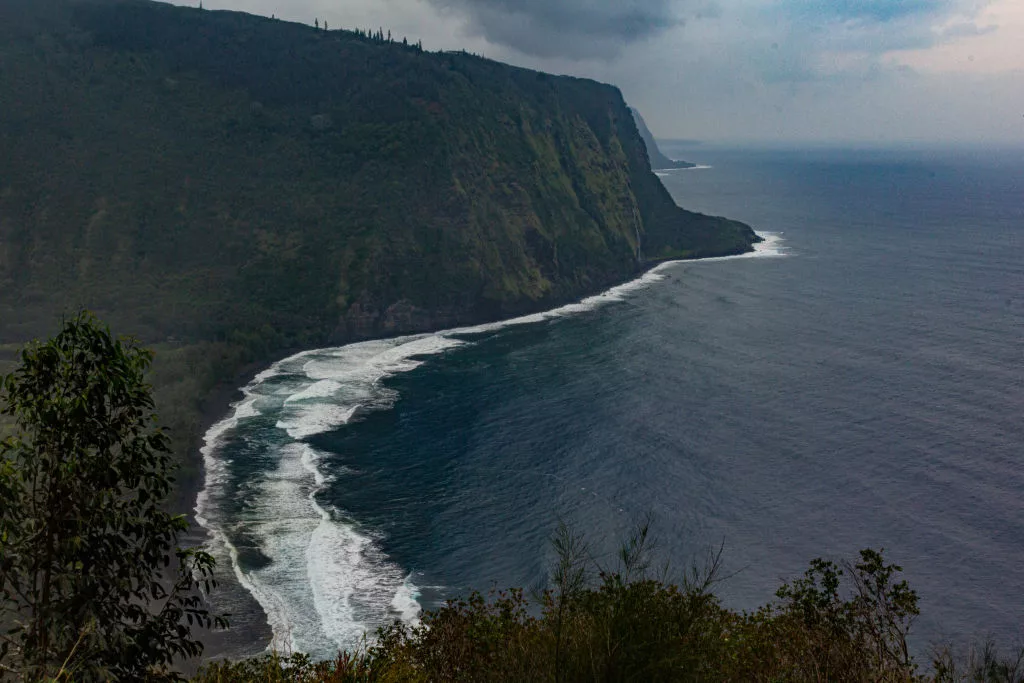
{"left": 215, "top": 442, "right": 420, "bottom": 656}
{"left": 391, "top": 575, "right": 423, "bottom": 624}
{"left": 276, "top": 404, "right": 360, "bottom": 440}
{"left": 683, "top": 231, "right": 788, "bottom": 262}
{"left": 284, "top": 380, "right": 344, "bottom": 404}
{"left": 655, "top": 164, "right": 713, "bottom": 172}
{"left": 233, "top": 394, "right": 262, "bottom": 420}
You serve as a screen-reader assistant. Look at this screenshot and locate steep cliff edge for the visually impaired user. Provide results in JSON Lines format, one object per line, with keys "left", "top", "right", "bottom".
{"left": 0, "top": 0, "right": 758, "bottom": 474}
{"left": 630, "top": 107, "right": 697, "bottom": 170}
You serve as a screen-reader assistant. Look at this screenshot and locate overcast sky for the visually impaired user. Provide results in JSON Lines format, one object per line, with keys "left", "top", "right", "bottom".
{"left": 170, "top": 0, "right": 1024, "bottom": 146}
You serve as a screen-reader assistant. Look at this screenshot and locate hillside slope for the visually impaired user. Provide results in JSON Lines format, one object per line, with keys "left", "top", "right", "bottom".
{"left": 0, "top": 0, "right": 758, "bottom": 480}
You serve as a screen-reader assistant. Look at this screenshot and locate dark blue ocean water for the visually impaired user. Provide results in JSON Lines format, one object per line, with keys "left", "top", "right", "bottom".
{"left": 198, "top": 146, "right": 1024, "bottom": 659}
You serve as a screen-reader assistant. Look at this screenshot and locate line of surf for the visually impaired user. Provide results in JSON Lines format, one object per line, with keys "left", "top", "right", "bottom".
{"left": 654, "top": 164, "right": 713, "bottom": 177}
{"left": 196, "top": 346, "right": 434, "bottom": 657}
{"left": 195, "top": 231, "right": 785, "bottom": 656}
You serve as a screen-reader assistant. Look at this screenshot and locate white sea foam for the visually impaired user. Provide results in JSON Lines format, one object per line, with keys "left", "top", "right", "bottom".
{"left": 284, "top": 380, "right": 343, "bottom": 403}
{"left": 654, "top": 164, "right": 713, "bottom": 172}
{"left": 305, "top": 491, "right": 418, "bottom": 649}
{"left": 448, "top": 235, "right": 784, "bottom": 336}
{"left": 248, "top": 448, "right": 328, "bottom": 653}
{"left": 452, "top": 269, "right": 673, "bottom": 336}
{"left": 252, "top": 353, "right": 308, "bottom": 384}
{"left": 391, "top": 575, "right": 423, "bottom": 623}
{"left": 233, "top": 394, "right": 262, "bottom": 420}
{"left": 276, "top": 404, "right": 360, "bottom": 440}
{"left": 754, "top": 231, "right": 786, "bottom": 257}
{"left": 198, "top": 438, "right": 420, "bottom": 656}
{"left": 260, "top": 443, "right": 417, "bottom": 652}
{"left": 685, "top": 230, "right": 787, "bottom": 262}
{"left": 196, "top": 231, "right": 785, "bottom": 657}
{"left": 195, "top": 388, "right": 262, "bottom": 520}
{"left": 194, "top": 390, "right": 304, "bottom": 654}
{"left": 273, "top": 335, "right": 466, "bottom": 441}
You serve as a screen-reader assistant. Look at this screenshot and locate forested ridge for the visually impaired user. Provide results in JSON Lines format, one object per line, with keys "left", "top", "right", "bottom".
{"left": 0, "top": 0, "right": 756, "bottom": 486}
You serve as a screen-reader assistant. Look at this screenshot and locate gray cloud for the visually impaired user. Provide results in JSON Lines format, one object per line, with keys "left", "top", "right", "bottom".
{"left": 426, "top": 0, "right": 709, "bottom": 58}
{"left": 939, "top": 21, "right": 998, "bottom": 40}
{"left": 168, "top": 0, "right": 1023, "bottom": 145}
{"left": 425, "top": 0, "right": 994, "bottom": 67}
{"left": 740, "top": 0, "right": 996, "bottom": 86}
{"left": 786, "top": 0, "right": 964, "bottom": 24}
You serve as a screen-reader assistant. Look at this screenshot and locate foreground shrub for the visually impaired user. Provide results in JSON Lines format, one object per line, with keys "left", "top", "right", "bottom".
{"left": 196, "top": 523, "right": 979, "bottom": 682}
{"left": 0, "top": 313, "right": 224, "bottom": 681}
{"left": 932, "top": 640, "right": 1024, "bottom": 683}
{"left": 715, "top": 549, "right": 920, "bottom": 682}
{"left": 194, "top": 652, "right": 385, "bottom": 683}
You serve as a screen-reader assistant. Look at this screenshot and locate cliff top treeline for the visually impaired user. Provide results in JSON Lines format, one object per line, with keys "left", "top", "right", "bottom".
{"left": 0, "top": 0, "right": 757, "bottom": 481}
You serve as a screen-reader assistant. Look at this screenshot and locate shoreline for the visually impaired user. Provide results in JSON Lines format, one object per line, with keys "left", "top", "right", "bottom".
{"left": 189, "top": 235, "right": 776, "bottom": 661}
{"left": 186, "top": 235, "right": 766, "bottom": 498}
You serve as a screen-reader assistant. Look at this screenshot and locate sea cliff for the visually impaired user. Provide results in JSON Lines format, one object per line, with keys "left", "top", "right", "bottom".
{"left": 0, "top": 0, "right": 758, "bottom": 479}
{"left": 630, "top": 107, "right": 698, "bottom": 170}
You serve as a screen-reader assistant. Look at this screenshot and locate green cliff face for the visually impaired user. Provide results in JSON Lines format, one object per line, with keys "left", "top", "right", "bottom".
{"left": 0, "top": 0, "right": 757, "bottom": 475}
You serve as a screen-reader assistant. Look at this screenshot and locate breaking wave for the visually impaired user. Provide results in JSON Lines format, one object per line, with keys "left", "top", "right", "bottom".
{"left": 195, "top": 233, "right": 785, "bottom": 658}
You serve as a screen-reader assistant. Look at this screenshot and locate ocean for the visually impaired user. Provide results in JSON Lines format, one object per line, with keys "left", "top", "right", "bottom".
{"left": 197, "top": 146, "right": 1024, "bottom": 660}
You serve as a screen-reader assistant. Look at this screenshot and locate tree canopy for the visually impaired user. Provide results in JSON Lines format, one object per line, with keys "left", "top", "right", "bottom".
{"left": 0, "top": 313, "right": 224, "bottom": 681}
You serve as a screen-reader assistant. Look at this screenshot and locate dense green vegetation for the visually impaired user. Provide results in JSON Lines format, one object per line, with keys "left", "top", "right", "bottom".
{"left": 0, "top": 314, "right": 223, "bottom": 681}
{"left": 0, "top": 0, "right": 757, "bottom": 490}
